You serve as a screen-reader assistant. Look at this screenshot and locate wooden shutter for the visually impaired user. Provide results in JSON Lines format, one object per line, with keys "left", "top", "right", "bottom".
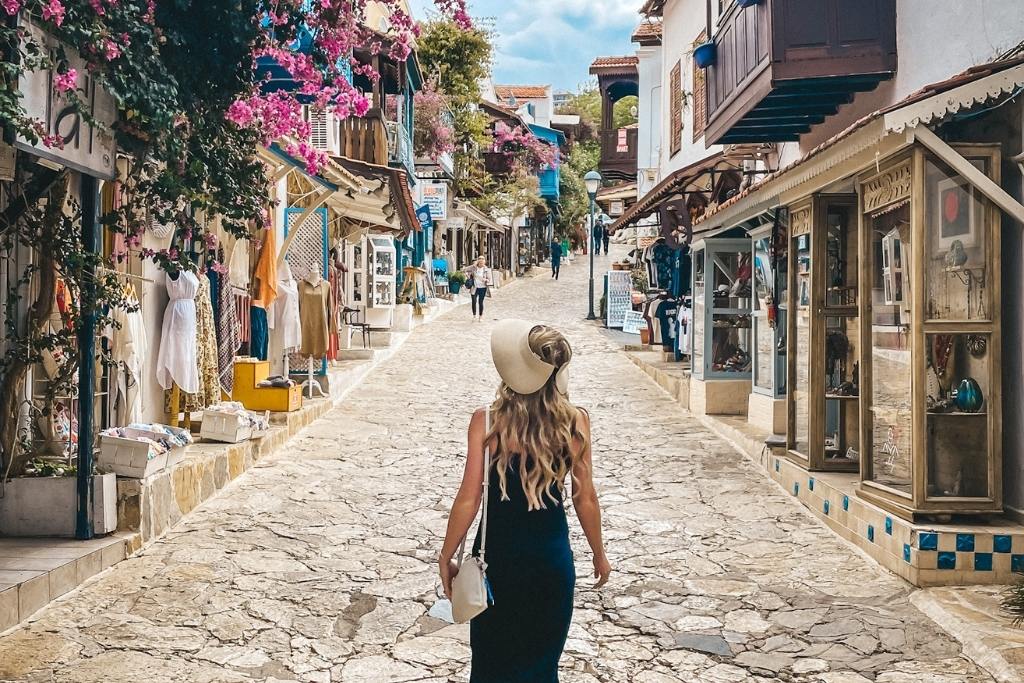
{"left": 692, "top": 30, "right": 708, "bottom": 141}
{"left": 669, "top": 61, "right": 682, "bottom": 157}
{"left": 307, "top": 107, "right": 329, "bottom": 150}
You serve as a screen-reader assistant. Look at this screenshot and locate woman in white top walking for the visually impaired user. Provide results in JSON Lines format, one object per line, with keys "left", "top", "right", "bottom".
{"left": 465, "top": 256, "right": 493, "bottom": 322}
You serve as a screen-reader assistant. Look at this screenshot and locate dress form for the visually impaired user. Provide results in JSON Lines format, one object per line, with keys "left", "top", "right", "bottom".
{"left": 300, "top": 263, "right": 327, "bottom": 398}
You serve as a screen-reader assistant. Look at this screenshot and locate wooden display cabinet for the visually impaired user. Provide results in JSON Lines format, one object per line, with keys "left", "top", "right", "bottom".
{"left": 786, "top": 194, "right": 861, "bottom": 472}
{"left": 691, "top": 237, "right": 754, "bottom": 381}
{"left": 857, "top": 146, "right": 1002, "bottom": 520}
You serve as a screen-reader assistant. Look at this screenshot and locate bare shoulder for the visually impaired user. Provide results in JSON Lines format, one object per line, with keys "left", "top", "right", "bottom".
{"left": 575, "top": 406, "right": 592, "bottom": 430}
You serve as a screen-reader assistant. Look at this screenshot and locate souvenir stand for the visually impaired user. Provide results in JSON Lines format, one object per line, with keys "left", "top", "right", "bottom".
{"left": 690, "top": 234, "right": 753, "bottom": 415}
{"left": 748, "top": 215, "right": 788, "bottom": 434}
{"left": 785, "top": 194, "right": 861, "bottom": 472}
{"left": 367, "top": 235, "right": 397, "bottom": 327}
{"left": 857, "top": 146, "right": 1002, "bottom": 520}
{"left": 345, "top": 234, "right": 397, "bottom": 330}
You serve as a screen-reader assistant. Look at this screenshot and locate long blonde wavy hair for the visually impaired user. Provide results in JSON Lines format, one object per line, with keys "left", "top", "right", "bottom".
{"left": 486, "top": 325, "right": 588, "bottom": 510}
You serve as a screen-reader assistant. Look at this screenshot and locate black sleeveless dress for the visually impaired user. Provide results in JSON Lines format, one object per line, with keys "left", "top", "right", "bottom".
{"left": 470, "top": 461, "right": 576, "bottom": 682}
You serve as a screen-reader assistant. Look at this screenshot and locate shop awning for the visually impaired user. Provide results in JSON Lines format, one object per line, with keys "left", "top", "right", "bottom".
{"left": 454, "top": 201, "right": 506, "bottom": 234}
{"left": 328, "top": 156, "right": 421, "bottom": 235}
{"left": 608, "top": 153, "right": 736, "bottom": 233}
{"left": 693, "top": 57, "right": 1024, "bottom": 233}
{"left": 597, "top": 182, "right": 636, "bottom": 203}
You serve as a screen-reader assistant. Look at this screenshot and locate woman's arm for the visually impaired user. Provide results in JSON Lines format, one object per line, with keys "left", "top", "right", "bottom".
{"left": 570, "top": 410, "right": 611, "bottom": 587}
{"left": 438, "top": 409, "right": 487, "bottom": 597}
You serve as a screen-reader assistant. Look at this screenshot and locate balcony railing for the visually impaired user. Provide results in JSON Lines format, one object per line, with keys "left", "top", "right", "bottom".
{"left": 386, "top": 120, "right": 415, "bottom": 178}
{"left": 483, "top": 151, "right": 514, "bottom": 177}
{"left": 338, "top": 112, "right": 388, "bottom": 166}
{"left": 704, "top": 0, "right": 896, "bottom": 145}
{"left": 598, "top": 127, "right": 638, "bottom": 182}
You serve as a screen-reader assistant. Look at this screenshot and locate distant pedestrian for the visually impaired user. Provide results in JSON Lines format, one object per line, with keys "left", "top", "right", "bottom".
{"left": 592, "top": 221, "right": 604, "bottom": 255}
{"left": 464, "top": 256, "right": 493, "bottom": 322}
{"left": 550, "top": 240, "right": 563, "bottom": 279}
{"left": 439, "top": 320, "right": 611, "bottom": 682}
{"left": 602, "top": 227, "right": 610, "bottom": 255}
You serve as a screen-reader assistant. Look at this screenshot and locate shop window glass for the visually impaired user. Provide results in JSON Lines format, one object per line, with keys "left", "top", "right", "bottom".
{"left": 825, "top": 204, "right": 857, "bottom": 307}
{"left": 925, "top": 333, "right": 991, "bottom": 498}
{"left": 868, "top": 206, "right": 912, "bottom": 494}
{"left": 824, "top": 315, "right": 859, "bottom": 465}
{"left": 711, "top": 250, "right": 752, "bottom": 309}
{"left": 791, "top": 232, "right": 810, "bottom": 456}
{"left": 924, "top": 155, "right": 990, "bottom": 321}
{"left": 709, "top": 314, "right": 752, "bottom": 374}
{"left": 693, "top": 255, "right": 705, "bottom": 375}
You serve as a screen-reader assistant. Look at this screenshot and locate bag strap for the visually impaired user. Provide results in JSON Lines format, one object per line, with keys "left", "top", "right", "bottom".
{"left": 456, "top": 408, "right": 491, "bottom": 567}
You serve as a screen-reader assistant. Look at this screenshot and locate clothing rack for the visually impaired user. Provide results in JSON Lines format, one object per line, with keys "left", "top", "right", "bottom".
{"left": 95, "top": 266, "right": 155, "bottom": 285}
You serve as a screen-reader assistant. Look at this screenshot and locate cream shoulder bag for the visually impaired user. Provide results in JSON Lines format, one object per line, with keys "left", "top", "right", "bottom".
{"left": 451, "top": 408, "right": 492, "bottom": 623}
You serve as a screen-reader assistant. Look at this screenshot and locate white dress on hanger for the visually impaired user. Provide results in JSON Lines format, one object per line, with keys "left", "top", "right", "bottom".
{"left": 156, "top": 270, "right": 200, "bottom": 393}
{"left": 228, "top": 238, "right": 250, "bottom": 289}
{"left": 111, "top": 299, "right": 148, "bottom": 422}
{"left": 270, "top": 270, "right": 303, "bottom": 352}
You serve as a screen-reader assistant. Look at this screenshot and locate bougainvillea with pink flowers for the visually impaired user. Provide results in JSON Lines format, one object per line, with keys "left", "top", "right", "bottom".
{"left": 0, "top": 0, "right": 470, "bottom": 274}
{"left": 492, "top": 123, "right": 557, "bottom": 173}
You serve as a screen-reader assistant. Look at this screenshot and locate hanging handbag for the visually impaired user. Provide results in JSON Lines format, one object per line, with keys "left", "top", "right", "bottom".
{"left": 451, "top": 408, "right": 492, "bottom": 623}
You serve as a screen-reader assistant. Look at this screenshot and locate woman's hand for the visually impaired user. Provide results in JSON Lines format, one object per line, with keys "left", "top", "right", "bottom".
{"left": 439, "top": 557, "right": 459, "bottom": 599}
{"left": 593, "top": 553, "right": 611, "bottom": 588}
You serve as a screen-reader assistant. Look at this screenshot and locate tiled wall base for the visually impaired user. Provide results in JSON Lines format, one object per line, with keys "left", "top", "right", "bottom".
{"left": 768, "top": 454, "right": 1024, "bottom": 587}
{"left": 626, "top": 350, "right": 1024, "bottom": 588}
{"left": 690, "top": 377, "right": 751, "bottom": 416}
{"left": 748, "top": 391, "right": 785, "bottom": 434}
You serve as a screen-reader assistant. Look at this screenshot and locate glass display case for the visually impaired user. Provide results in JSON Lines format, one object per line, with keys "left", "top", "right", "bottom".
{"left": 690, "top": 237, "right": 753, "bottom": 381}
{"left": 368, "top": 236, "right": 397, "bottom": 309}
{"left": 786, "top": 195, "right": 860, "bottom": 472}
{"left": 858, "top": 147, "right": 1002, "bottom": 519}
{"left": 750, "top": 217, "right": 787, "bottom": 400}
{"left": 345, "top": 238, "right": 365, "bottom": 308}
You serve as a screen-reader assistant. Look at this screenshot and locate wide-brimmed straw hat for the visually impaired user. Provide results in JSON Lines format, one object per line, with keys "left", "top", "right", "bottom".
{"left": 490, "top": 319, "right": 570, "bottom": 395}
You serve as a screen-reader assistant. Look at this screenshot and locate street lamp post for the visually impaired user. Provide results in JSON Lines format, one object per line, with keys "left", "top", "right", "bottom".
{"left": 584, "top": 170, "right": 602, "bottom": 321}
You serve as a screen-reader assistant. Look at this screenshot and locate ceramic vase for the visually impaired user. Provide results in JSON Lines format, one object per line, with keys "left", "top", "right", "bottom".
{"left": 955, "top": 377, "right": 984, "bottom": 413}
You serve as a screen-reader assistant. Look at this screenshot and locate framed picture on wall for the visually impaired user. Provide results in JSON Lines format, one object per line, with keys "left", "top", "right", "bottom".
{"left": 934, "top": 159, "right": 985, "bottom": 254}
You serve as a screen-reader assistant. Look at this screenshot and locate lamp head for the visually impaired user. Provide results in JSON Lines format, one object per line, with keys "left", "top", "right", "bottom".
{"left": 584, "top": 170, "right": 602, "bottom": 198}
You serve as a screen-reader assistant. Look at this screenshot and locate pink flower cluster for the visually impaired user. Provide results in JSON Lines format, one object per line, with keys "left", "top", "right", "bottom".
{"left": 493, "top": 125, "right": 557, "bottom": 171}
{"left": 53, "top": 68, "right": 76, "bottom": 93}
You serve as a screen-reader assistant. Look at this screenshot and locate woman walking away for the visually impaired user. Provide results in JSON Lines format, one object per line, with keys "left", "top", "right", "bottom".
{"left": 439, "top": 320, "right": 612, "bottom": 682}
{"left": 550, "top": 239, "right": 563, "bottom": 280}
{"left": 465, "top": 256, "right": 492, "bottom": 322}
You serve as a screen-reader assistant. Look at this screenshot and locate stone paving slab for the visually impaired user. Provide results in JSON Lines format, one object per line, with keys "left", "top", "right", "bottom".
{"left": 0, "top": 247, "right": 997, "bottom": 682}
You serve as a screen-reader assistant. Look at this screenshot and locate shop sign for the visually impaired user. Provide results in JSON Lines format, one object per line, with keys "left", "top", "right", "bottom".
{"left": 610, "top": 200, "right": 624, "bottom": 217}
{"left": 622, "top": 310, "right": 646, "bottom": 335}
{"left": 445, "top": 215, "right": 466, "bottom": 230}
{"left": 606, "top": 270, "right": 632, "bottom": 328}
{"left": 419, "top": 182, "right": 448, "bottom": 220}
{"left": 416, "top": 205, "right": 433, "bottom": 230}
{"left": 16, "top": 22, "right": 116, "bottom": 179}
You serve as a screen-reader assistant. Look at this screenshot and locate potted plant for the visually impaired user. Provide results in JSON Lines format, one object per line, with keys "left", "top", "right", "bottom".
{"left": 448, "top": 270, "right": 468, "bottom": 295}
{"left": 694, "top": 40, "right": 717, "bottom": 68}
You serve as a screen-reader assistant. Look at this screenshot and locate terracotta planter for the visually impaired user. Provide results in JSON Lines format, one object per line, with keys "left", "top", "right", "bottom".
{"left": 640, "top": 328, "right": 651, "bottom": 345}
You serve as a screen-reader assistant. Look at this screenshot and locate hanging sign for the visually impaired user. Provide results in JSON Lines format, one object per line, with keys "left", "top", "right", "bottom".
{"left": 416, "top": 205, "right": 433, "bottom": 230}
{"left": 445, "top": 215, "right": 466, "bottom": 231}
{"left": 616, "top": 128, "right": 629, "bottom": 153}
{"left": 606, "top": 270, "right": 632, "bottom": 328}
{"left": 16, "top": 22, "right": 116, "bottom": 179}
{"left": 420, "top": 182, "right": 448, "bottom": 220}
{"left": 622, "top": 310, "right": 646, "bottom": 335}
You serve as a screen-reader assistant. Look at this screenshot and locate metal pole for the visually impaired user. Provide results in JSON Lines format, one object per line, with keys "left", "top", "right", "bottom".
{"left": 76, "top": 174, "right": 98, "bottom": 540}
{"left": 587, "top": 196, "right": 596, "bottom": 320}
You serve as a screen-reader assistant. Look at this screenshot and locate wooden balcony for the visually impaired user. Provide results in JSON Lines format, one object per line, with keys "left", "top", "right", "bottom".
{"left": 704, "top": 0, "right": 896, "bottom": 145}
{"left": 338, "top": 112, "right": 388, "bottom": 166}
{"left": 483, "top": 151, "right": 514, "bottom": 177}
{"left": 599, "top": 127, "right": 638, "bottom": 182}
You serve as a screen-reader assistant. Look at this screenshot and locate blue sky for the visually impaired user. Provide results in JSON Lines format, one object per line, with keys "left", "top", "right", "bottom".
{"left": 409, "top": 0, "right": 645, "bottom": 92}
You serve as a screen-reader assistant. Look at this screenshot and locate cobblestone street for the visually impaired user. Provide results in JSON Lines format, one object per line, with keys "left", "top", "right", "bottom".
{"left": 0, "top": 250, "right": 994, "bottom": 683}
